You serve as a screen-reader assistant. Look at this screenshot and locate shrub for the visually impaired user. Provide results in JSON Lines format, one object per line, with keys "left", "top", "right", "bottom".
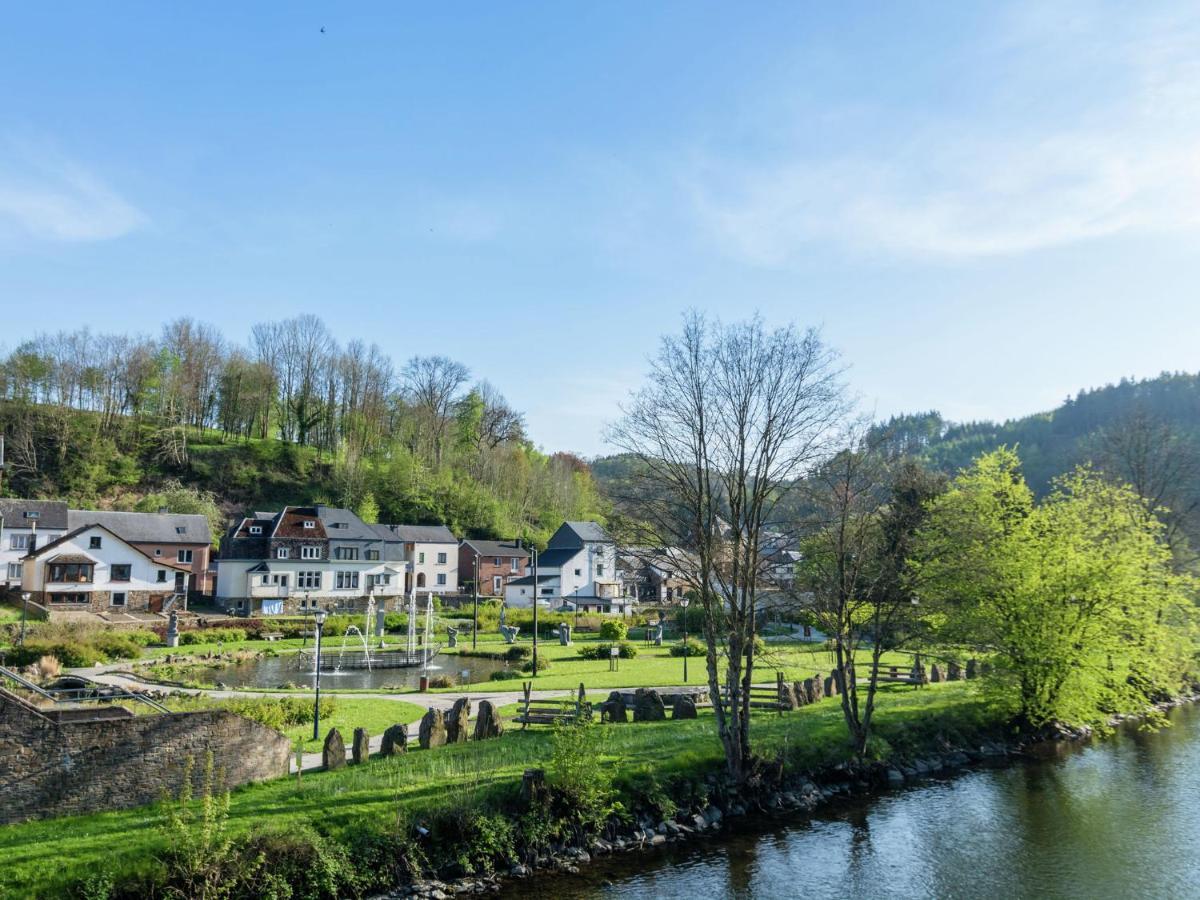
{"left": 180, "top": 627, "right": 247, "bottom": 646}
{"left": 489, "top": 669, "right": 513, "bottom": 681}
{"left": 504, "top": 645, "right": 532, "bottom": 661}
{"left": 7, "top": 639, "right": 100, "bottom": 668}
{"left": 89, "top": 632, "right": 145, "bottom": 661}
{"left": 576, "top": 641, "right": 637, "bottom": 660}
{"left": 669, "top": 637, "right": 706, "bottom": 658}
{"left": 598, "top": 620, "right": 628, "bottom": 641}
{"left": 518, "top": 656, "right": 551, "bottom": 673}
{"left": 428, "top": 674, "right": 455, "bottom": 689}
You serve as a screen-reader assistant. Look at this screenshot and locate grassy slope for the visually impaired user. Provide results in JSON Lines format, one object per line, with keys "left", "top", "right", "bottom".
{"left": 0, "top": 681, "right": 1006, "bottom": 898}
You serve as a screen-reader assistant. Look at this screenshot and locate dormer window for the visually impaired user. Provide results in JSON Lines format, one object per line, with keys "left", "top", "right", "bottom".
{"left": 303, "top": 521, "right": 316, "bottom": 529}
{"left": 249, "top": 526, "right": 263, "bottom": 535}
{"left": 276, "top": 547, "right": 290, "bottom": 559}
{"left": 24, "top": 511, "right": 40, "bottom": 520}
{"left": 175, "top": 526, "right": 187, "bottom": 535}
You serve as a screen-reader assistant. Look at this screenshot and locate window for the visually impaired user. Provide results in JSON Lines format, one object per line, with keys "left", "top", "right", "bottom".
{"left": 237, "top": 600, "right": 245, "bottom": 610}
{"left": 89, "top": 536, "right": 103, "bottom": 549}
{"left": 597, "top": 563, "right": 605, "bottom": 577}
{"left": 154, "top": 548, "right": 162, "bottom": 557}
{"left": 574, "top": 568, "right": 581, "bottom": 577}
{"left": 276, "top": 547, "right": 290, "bottom": 559}
{"left": 297, "top": 571, "right": 321, "bottom": 589}
{"left": 335, "top": 571, "right": 360, "bottom": 590}
{"left": 175, "top": 526, "right": 187, "bottom": 535}
{"left": 493, "top": 575, "right": 502, "bottom": 593}
{"left": 157, "top": 570, "right": 168, "bottom": 583}
{"left": 437, "top": 552, "right": 447, "bottom": 564}
{"left": 23, "top": 510, "right": 40, "bottom": 520}
{"left": 111, "top": 592, "right": 127, "bottom": 607}
{"left": 300, "top": 546, "right": 320, "bottom": 560}
{"left": 541, "top": 587, "right": 553, "bottom": 595}
{"left": 511, "top": 557, "right": 519, "bottom": 572}
{"left": 7, "top": 562, "right": 22, "bottom": 579}
{"left": 9, "top": 534, "right": 31, "bottom": 551}
{"left": 494, "top": 556, "right": 501, "bottom": 566}
{"left": 366, "top": 549, "right": 379, "bottom": 561}
{"left": 49, "top": 563, "right": 93, "bottom": 583}
{"left": 177, "top": 549, "right": 194, "bottom": 564}
{"left": 52, "top": 593, "right": 89, "bottom": 604}
{"left": 418, "top": 551, "right": 425, "bottom": 564}
{"left": 110, "top": 564, "right": 131, "bottom": 582}
{"left": 334, "top": 547, "right": 359, "bottom": 561}
{"left": 368, "top": 573, "right": 393, "bottom": 588}
{"left": 269, "top": 573, "right": 289, "bottom": 587}
{"left": 249, "top": 525, "right": 263, "bottom": 535}
{"left": 436, "top": 573, "right": 446, "bottom": 586}
{"left": 303, "top": 520, "right": 316, "bottom": 529}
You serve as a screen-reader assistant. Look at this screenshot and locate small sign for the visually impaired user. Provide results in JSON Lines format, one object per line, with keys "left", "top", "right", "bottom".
{"left": 610, "top": 646, "right": 620, "bottom": 658}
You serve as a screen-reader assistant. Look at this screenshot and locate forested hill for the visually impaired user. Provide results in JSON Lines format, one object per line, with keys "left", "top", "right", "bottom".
{"left": 0, "top": 317, "right": 606, "bottom": 544}
{"left": 872, "top": 371, "right": 1200, "bottom": 492}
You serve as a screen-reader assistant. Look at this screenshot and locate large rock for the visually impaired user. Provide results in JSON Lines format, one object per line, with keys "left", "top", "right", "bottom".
{"left": 600, "top": 691, "right": 628, "bottom": 723}
{"left": 966, "top": 659, "right": 979, "bottom": 680}
{"left": 778, "top": 681, "right": 799, "bottom": 710}
{"left": 633, "top": 688, "right": 666, "bottom": 722}
{"left": 672, "top": 696, "right": 698, "bottom": 719}
{"left": 381, "top": 724, "right": 408, "bottom": 756}
{"left": 929, "top": 664, "right": 943, "bottom": 684}
{"left": 823, "top": 675, "right": 834, "bottom": 697}
{"left": 352, "top": 727, "right": 370, "bottom": 764}
{"left": 322, "top": 728, "right": 346, "bottom": 770}
{"left": 947, "top": 660, "right": 962, "bottom": 681}
{"left": 793, "top": 681, "right": 809, "bottom": 706}
{"left": 446, "top": 697, "right": 471, "bottom": 743}
{"left": 419, "top": 708, "right": 448, "bottom": 749}
{"left": 473, "top": 700, "right": 504, "bottom": 740}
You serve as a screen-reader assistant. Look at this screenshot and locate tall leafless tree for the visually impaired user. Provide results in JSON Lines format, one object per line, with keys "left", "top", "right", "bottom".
{"left": 403, "top": 355, "right": 470, "bottom": 465}
{"left": 609, "top": 313, "right": 844, "bottom": 782}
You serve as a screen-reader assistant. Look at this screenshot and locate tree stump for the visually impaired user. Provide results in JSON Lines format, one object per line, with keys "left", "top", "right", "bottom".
{"left": 322, "top": 728, "right": 346, "bottom": 770}
{"left": 381, "top": 724, "right": 408, "bottom": 756}
{"left": 521, "top": 768, "right": 548, "bottom": 808}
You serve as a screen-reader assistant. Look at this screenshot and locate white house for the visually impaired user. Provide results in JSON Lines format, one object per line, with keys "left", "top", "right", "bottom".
{"left": 383, "top": 524, "right": 459, "bottom": 596}
{"left": 504, "top": 521, "right": 631, "bottom": 614}
{"left": 21, "top": 523, "right": 192, "bottom": 615}
{"left": 0, "top": 500, "right": 69, "bottom": 588}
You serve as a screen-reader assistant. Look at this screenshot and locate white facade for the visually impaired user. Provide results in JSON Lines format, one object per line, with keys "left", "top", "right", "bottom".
{"left": 214, "top": 558, "right": 409, "bottom": 614}
{"left": 408, "top": 541, "right": 458, "bottom": 594}
{"left": 1, "top": 525, "right": 67, "bottom": 587}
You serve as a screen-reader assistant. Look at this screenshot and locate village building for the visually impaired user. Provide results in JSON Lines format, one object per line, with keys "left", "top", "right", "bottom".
{"left": 504, "top": 521, "right": 630, "bottom": 614}
{"left": 458, "top": 538, "right": 530, "bottom": 597}
{"left": 0, "top": 500, "right": 69, "bottom": 588}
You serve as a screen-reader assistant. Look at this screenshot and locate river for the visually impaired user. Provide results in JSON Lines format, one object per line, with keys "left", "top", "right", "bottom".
{"left": 504, "top": 704, "right": 1200, "bottom": 899}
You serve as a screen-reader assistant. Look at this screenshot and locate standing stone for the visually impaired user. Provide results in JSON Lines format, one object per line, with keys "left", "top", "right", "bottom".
{"left": 947, "top": 660, "right": 962, "bottom": 681}
{"left": 793, "top": 681, "right": 810, "bottom": 706}
{"left": 352, "top": 727, "right": 370, "bottom": 764}
{"left": 673, "top": 696, "right": 698, "bottom": 719}
{"left": 322, "top": 728, "right": 346, "bottom": 770}
{"left": 811, "top": 675, "right": 825, "bottom": 702}
{"left": 381, "top": 724, "right": 408, "bottom": 756}
{"left": 823, "top": 676, "right": 834, "bottom": 697}
{"left": 559, "top": 622, "right": 572, "bottom": 645}
{"left": 801, "top": 677, "right": 817, "bottom": 704}
{"left": 601, "top": 691, "right": 628, "bottom": 723}
{"left": 930, "top": 664, "right": 943, "bottom": 684}
{"left": 633, "top": 688, "right": 666, "bottom": 722}
{"left": 911, "top": 656, "right": 929, "bottom": 686}
{"left": 473, "top": 700, "right": 504, "bottom": 740}
{"left": 966, "top": 659, "right": 979, "bottom": 680}
{"left": 419, "top": 708, "right": 448, "bottom": 749}
{"left": 446, "top": 697, "right": 471, "bottom": 743}
{"left": 778, "top": 681, "right": 799, "bottom": 710}
{"left": 980, "top": 661, "right": 993, "bottom": 676}
{"left": 829, "top": 670, "right": 842, "bottom": 697}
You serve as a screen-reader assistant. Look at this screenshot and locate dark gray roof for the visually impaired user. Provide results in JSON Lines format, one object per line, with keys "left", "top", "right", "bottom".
{"left": 386, "top": 524, "right": 458, "bottom": 544}
{"left": 530, "top": 547, "right": 579, "bottom": 569}
{"left": 67, "top": 509, "right": 212, "bottom": 545}
{"left": 462, "top": 539, "right": 530, "bottom": 558}
{"left": 0, "top": 499, "right": 68, "bottom": 531}
{"left": 547, "top": 521, "right": 611, "bottom": 549}
{"left": 507, "top": 574, "right": 558, "bottom": 586}
{"left": 315, "top": 505, "right": 378, "bottom": 541}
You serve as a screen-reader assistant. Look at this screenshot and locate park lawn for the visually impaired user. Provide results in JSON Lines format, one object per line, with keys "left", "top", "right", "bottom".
{"left": 434, "top": 639, "right": 915, "bottom": 693}
{"left": 0, "top": 681, "right": 1005, "bottom": 899}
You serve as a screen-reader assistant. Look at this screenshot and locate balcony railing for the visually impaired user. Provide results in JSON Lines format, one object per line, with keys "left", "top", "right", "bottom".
{"left": 249, "top": 584, "right": 290, "bottom": 598}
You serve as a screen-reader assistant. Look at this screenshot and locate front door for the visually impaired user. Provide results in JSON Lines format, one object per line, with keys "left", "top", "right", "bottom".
{"left": 493, "top": 575, "right": 502, "bottom": 595}
{"left": 174, "top": 571, "right": 186, "bottom": 593}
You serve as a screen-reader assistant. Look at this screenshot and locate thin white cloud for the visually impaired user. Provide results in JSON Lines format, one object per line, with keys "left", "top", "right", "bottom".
{"left": 685, "top": 3, "right": 1200, "bottom": 262}
{"left": 0, "top": 142, "right": 146, "bottom": 243}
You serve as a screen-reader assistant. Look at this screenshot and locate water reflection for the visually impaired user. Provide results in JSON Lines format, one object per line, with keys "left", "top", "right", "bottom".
{"left": 505, "top": 705, "right": 1200, "bottom": 899}
{"left": 188, "top": 652, "right": 512, "bottom": 690}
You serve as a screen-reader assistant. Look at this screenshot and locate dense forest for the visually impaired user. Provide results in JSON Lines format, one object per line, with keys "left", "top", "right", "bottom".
{"left": 0, "top": 317, "right": 605, "bottom": 543}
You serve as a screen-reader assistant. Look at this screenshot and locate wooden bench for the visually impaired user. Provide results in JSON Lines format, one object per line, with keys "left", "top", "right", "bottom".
{"left": 516, "top": 682, "right": 592, "bottom": 728}
{"left": 262, "top": 632, "right": 285, "bottom": 642}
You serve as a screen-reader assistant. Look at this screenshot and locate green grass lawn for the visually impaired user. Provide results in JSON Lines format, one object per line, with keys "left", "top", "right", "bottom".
{"left": 0, "top": 681, "right": 1005, "bottom": 898}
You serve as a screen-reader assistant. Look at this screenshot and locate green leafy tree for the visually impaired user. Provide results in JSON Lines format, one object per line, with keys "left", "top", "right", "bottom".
{"left": 913, "top": 448, "right": 1195, "bottom": 729}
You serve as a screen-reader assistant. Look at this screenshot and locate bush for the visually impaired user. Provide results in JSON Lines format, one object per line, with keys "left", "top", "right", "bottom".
{"left": 180, "top": 627, "right": 247, "bottom": 646}
{"left": 669, "top": 637, "right": 705, "bottom": 658}
{"left": 89, "top": 631, "right": 146, "bottom": 661}
{"left": 576, "top": 641, "right": 637, "bottom": 660}
{"left": 6, "top": 639, "right": 101, "bottom": 668}
{"left": 489, "top": 669, "right": 513, "bottom": 681}
{"left": 428, "top": 674, "right": 455, "bottom": 689}
{"left": 504, "top": 645, "right": 532, "bottom": 661}
{"left": 518, "top": 656, "right": 551, "bottom": 674}
{"left": 598, "top": 620, "right": 628, "bottom": 641}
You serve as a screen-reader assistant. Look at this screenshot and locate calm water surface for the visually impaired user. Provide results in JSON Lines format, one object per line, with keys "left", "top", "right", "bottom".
{"left": 189, "top": 651, "right": 510, "bottom": 690}
{"left": 506, "top": 704, "right": 1200, "bottom": 900}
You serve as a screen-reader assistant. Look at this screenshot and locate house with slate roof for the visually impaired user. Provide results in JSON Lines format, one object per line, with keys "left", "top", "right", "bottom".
{"left": 0, "top": 500, "right": 69, "bottom": 588}
{"left": 504, "top": 521, "right": 630, "bottom": 614}
{"left": 458, "top": 538, "right": 530, "bottom": 597}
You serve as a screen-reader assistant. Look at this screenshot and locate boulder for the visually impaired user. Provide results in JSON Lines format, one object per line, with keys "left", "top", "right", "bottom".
{"left": 381, "top": 724, "right": 408, "bottom": 756}
{"left": 419, "top": 708, "right": 448, "bottom": 749}
{"left": 601, "top": 691, "right": 628, "bottom": 723}
{"left": 778, "top": 681, "right": 799, "bottom": 710}
{"left": 672, "top": 696, "right": 698, "bottom": 719}
{"left": 446, "top": 697, "right": 471, "bottom": 743}
{"left": 930, "top": 664, "right": 942, "bottom": 684}
{"left": 633, "top": 688, "right": 666, "bottom": 722}
{"left": 322, "top": 728, "right": 346, "bottom": 770}
{"left": 473, "top": 700, "right": 504, "bottom": 740}
{"left": 793, "top": 681, "right": 809, "bottom": 706}
{"left": 352, "top": 727, "right": 370, "bottom": 764}
{"left": 966, "top": 659, "right": 979, "bottom": 679}
{"left": 823, "top": 675, "right": 834, "bottom": 697}
{"left": 947, "top": 660, "right": 962, "bottom": 681}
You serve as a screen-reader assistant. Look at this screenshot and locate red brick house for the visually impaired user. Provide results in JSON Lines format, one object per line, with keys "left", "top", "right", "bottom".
{"left": 458, "top": 539, "right": 530, "bottom": 597}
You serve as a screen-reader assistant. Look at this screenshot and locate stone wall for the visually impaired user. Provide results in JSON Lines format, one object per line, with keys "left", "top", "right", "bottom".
{"left": 0, "top": 688, "right": 292, "bottom": 825}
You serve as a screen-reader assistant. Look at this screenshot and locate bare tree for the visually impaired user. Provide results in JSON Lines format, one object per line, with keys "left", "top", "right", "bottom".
{"left": 1092, "top": 405, "right": 1200, "bottom": 566}
{"left": 403, "top": 355, "right": 470, "bottom": 465}
{"left": 609, "top": 313, "right": 844, "bottom": 782}
{"left": 478, "top": 380, "right": 526, "bottom": 449}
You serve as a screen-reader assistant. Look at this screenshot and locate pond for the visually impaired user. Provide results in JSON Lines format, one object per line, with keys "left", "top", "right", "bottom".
{"left": 188, "top": 649, "right": 513, "bottom": 690}
{"left": 503, "top": 703, "right": 1200, "bottom": 899}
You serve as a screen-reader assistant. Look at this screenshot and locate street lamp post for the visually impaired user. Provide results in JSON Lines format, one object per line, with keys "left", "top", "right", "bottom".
{"left": 302, "top": 592, "right": 311, "bottom": 648}
{"left": 472, "top": 555, "right": 479, "bottom": 650}
{"left": 20, "top": 592, "right": 30, "bottom": 646}
{"left": 531, "top": 547, "right": 539, "bottom": 677}
{"left": 574, "top": 586, "right": 580, "bottom": 631}
{"left": 312, "top": 609, "right": 327, "bottom": 741}
{"left": 680, "top": 597, "right": 691, "bottom": 683}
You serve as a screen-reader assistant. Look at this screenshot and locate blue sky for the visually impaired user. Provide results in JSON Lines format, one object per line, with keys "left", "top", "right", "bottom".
{"left": 2, "top": 2, "right": 1198, "bottom": 455}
